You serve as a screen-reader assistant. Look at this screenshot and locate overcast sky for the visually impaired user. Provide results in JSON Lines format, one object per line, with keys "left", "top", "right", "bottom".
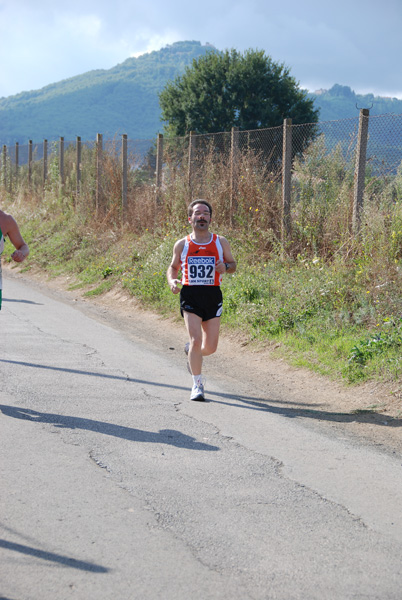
{"left": 0, "top": 0, "right": 401, "bottom": 99}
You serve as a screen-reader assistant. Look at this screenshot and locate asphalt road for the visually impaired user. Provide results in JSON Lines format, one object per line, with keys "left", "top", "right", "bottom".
{"left": 1, "top": 273, "right": 402, "bottom": 600}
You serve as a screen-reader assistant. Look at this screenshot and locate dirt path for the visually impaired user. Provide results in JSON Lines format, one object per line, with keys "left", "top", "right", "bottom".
{"left": 4, "top": 263, "right": 402, "bottom": 457}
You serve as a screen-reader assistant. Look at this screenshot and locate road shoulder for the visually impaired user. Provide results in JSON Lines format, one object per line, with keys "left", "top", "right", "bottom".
{"left": 4, "top": 263, "right": 402, "bottom": 457}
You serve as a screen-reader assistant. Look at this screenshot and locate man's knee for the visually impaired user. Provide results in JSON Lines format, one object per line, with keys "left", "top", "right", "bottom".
{"left": 189, "top": 336, "right": 203, "bottom": 351}
{"left": 202, "top": 340, "right": 218, "bottom": 356}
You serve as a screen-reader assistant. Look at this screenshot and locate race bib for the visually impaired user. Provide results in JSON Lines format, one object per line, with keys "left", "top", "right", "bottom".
{"left": 188, "top": 256, "right": 215, "bottom": 285}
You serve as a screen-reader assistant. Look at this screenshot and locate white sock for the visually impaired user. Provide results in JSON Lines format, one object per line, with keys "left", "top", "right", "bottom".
{"left": 192, "top": 374, "right": 202, "bottom": 386}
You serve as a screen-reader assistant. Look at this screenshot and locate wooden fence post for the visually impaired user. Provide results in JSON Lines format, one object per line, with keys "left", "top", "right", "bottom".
{"left": 230, "top": 127, "right": 240, "bottom": 215}
{"left": 2, "top": 145, "right": 6, "bottom": 190}
{"left": 353, "top": 109, "right": 370, "bottom": 235}
{"left": 188, "top": 131, "right": 195, "bottom": 196}
{"left": 155, "top": 133, "right": 163, "bottom": 205}
{"left": 59, "top": 136, "right": 64, "bottom": 189}
{"left": 121, "top": 134, "right": 128, "bottom": 215}
{"left": 15, "top": 142, "right": 19, "bottom": 185}
{"left": 96, "top": 133, "right": 103, "bottom": 213}
{"left": 282, "top": 118, "right": 292, "bottom": 244}
{"left": 28, "top": 140, "right": 33, "bottom": 190}
{"left": 76, "top": 136, "right": 81, "bottom": 199}
{"left": 43, "top": 139, "right": 48, "bottom": 188}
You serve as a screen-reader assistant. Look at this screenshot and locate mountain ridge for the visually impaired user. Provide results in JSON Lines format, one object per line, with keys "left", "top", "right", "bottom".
{"left": 0, "top": 41, "right": 216, "bottom": 143}
{"left": 307, "top": 83, "right": 402, "bottom": 121}
{"left": 1, "top": 42, "right": 401, "bottom": 144}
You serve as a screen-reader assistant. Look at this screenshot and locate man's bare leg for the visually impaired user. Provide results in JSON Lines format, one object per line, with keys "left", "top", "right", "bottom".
{"left": 184, "top": 313, "right": 221, "bottom": 375}
{"left": 183, "top": 312, "right": 203, "bottom": 375}
{"left": 201, "top": 317, "right": 220, "bottom": 357}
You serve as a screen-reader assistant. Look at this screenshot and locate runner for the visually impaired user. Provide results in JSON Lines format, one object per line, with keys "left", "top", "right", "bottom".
{"left": 167, "top": 200, "right": 236, "bottom": 401}
{"left": 0, "top": 209, "right": 29, "bottom": 310}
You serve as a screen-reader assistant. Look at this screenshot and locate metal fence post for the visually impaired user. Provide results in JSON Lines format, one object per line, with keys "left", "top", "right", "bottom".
{"left": 353, "top": 109, "right": 370, "bottom": 235}
{"left": 156, "top": 133, "right": 163, "bottom": 205}
{"left": 230, "top": 126, "right": 240, "bottom": 215}
{"left": 121, "top": 134, "right": 128, "bottom": 215}
{"left": 282, "top": 118, "right": 292, "bottom": 243}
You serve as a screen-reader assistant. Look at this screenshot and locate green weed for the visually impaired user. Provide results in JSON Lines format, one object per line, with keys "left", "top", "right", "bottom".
{"left": 3, "top": 139, "right": 402, "bottom": 391}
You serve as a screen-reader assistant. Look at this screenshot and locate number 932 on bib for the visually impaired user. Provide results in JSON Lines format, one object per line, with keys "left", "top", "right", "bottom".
{"left": 188, "top": 256, "right": 215, "bottom": 285}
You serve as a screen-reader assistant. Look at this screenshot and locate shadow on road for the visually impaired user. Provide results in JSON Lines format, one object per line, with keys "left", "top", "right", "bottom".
{"left": 0, "top": 358, "right": 319, "bottom": 406}
{"left": 211, "top": 395, "right": 402, "bottom": 429}
{"left": 0, "top": 358, "right": 188, "bottom": 387}
{"left": 0, "top": 538, "right": 108, "bottom": 572}
{"left": 2, "top": 298, "right": 43, "bottom": 305}
{"left": 0, "top": 404, "right": 220, "bottom": 451}
{"left": 2, "top": 359, "right": 400, "bottom": 430}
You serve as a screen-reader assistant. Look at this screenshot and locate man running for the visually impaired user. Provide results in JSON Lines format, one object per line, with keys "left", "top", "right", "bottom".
{"left": 0, "top": 209, "right": 29, "bottom": 310}
{"left": 167, "top": 200, "right": 236, "bottom": 401}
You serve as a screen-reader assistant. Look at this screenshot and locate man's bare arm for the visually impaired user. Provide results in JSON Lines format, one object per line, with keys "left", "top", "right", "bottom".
{"left": 216, "top": 236, "right": 236, "bottom": 274}
{"left": 166, "top": 239, "right": 184, "bottom": 294}
{"left": 3, "top": 214, "right": 29, "bottom": 263}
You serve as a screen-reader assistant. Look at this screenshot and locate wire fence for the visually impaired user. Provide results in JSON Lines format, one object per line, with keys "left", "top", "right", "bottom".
{"left": 1, "top": 111, "right": 402, "bottom": 239}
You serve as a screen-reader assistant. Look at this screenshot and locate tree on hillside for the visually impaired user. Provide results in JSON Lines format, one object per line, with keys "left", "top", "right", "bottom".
{"left": 159, "top": 48, "right": 319, "bottom": 137}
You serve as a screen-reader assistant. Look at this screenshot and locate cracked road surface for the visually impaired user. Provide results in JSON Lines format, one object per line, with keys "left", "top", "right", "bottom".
{"left": 1, "top": 274, "right": 402, "bottom": 600}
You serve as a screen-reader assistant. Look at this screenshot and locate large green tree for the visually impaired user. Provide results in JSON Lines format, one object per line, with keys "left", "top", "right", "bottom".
{"left": 159, "top": 48, "right": 319, "bottom": 136}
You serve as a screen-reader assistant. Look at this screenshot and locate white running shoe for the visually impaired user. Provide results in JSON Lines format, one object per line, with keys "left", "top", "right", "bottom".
{"left": 190, "top": 380, "right": 205, "bottom": 402}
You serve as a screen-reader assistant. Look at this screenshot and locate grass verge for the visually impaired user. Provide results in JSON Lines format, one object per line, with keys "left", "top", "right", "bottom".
{"left": 3, "top": 191, "right": 402, "bottom": 402}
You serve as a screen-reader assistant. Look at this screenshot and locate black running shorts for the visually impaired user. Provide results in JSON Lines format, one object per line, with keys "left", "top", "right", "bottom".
{"left": 180, "top": 285, "right": 223, "bottom": 321}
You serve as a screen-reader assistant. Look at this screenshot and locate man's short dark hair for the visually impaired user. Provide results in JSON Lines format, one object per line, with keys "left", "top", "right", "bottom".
{"left": 188, "top": 199, "right": 213, "bottom": 218}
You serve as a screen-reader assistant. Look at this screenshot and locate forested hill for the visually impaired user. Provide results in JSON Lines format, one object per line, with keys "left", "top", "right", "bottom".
{"left": 308, "top": 84, "right": 402, "bottom": 121}
{"left": 0, "top": 41, "right": 216, "bottom": 144}
{"left": 1, "top": 42, "right": 402, "bottom": 145}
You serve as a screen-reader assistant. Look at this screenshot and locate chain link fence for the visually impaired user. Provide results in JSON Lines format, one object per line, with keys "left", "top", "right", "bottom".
{"left": 1, "top": 112, "right": 402, "bottom": 238}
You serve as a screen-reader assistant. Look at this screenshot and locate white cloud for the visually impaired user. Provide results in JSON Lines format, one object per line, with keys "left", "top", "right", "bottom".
{"left": 0, "top": 0, "right": 401, "bottom": 98}
{"left": 128, "top": 30, "right": 181, "bottom": 58}
{"left": 58, "top": 13, "right": 103, "bottom": 38}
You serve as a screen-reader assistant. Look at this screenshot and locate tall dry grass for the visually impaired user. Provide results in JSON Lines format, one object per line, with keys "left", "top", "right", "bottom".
{"left": 2, "top": 134, "right": 402, "bottom": 390}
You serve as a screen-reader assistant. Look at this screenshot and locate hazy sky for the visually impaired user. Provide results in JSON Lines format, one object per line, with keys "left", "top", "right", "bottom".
{"left": 0, "top": 0, "right": 401, "bottom": 99}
